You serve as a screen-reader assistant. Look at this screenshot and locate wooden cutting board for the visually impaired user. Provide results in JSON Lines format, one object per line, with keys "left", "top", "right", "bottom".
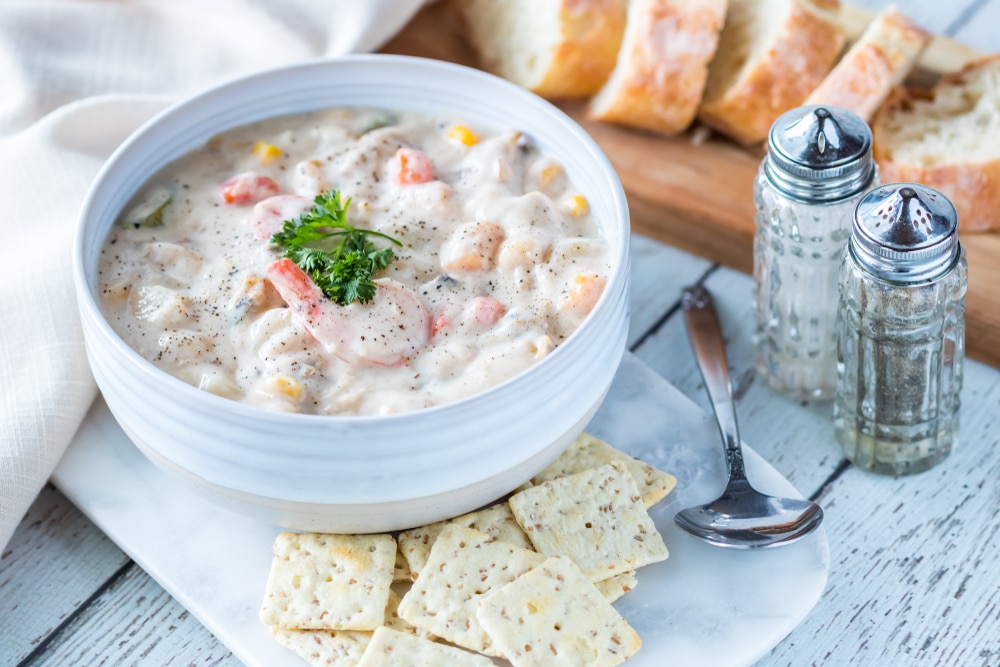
{"left": 381, "top": 3, "right": 1000, "bottom": 369}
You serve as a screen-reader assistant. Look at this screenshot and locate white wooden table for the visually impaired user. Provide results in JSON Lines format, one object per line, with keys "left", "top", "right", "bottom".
{"left": 2, "top": 2, "right": 998, "bottom": 665}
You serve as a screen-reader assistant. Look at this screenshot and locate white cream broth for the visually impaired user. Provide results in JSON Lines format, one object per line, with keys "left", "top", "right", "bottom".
{"left": 97, "top": 107, "right": 611, "bottom": 416}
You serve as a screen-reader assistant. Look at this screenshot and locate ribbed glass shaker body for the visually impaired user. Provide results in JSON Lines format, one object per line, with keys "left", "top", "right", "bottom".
{"left": 753, "top": 106, "right": 876, "bottom": 400}
{"left": 834, "top": 184, "right": 967, "bottom": 476}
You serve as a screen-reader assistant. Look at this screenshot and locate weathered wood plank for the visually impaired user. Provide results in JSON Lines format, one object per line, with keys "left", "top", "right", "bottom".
{"left": 756, "top": 358, "right": 1000, "bottom": 666}
{"left": 628, "top": 234, "right": 712, "bottom": 348}
{"left": 952, "top": 1, "right": 1000, "bottom": 53}
{"left": 30, "top": 563, "right": 241, "bottom": 667}
{"left": 0, "top": 485, "right": 129, "bottom": 666}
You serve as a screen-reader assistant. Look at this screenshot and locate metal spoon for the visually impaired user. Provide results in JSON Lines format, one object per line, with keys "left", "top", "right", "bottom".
{"left": 673, "top": 284, "right": 824, "bottom": 549}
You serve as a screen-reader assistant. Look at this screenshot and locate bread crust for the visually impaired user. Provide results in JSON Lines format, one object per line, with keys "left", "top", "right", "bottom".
{"left": 459, "top": 0, "right": 626, "bottom": 100}
{"left": 698, "top": 0, "right": 846, "bottom": 145}
{"left": 805, "top": 6, "right": 931, "bottom": 121}
{"left": 587, "top": 0, "right": 727, "bottom": 136}
{"left": 873, "top": 56, "right": 1000, "bottom": 232}
{"left": 534, "top": 0, "right": 627, "bottom": 98}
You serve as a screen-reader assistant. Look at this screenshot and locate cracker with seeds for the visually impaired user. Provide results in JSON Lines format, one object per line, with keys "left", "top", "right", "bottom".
{"left": 595, "top": 570, "right": 638, "bottom": 603}
{"left": 260, "top": 532, "right": 396, "bottom": 630}
{"left": 476, "top": 555, "right": 641, "bottom": 667}
{"left": 397, "top": 525, "right": 545, "bottom": 656}
{"left": 531, "top": 432, "right": 676, "bottom": 508}
{"left": 397, "top": 522, "right": 447, "bottom": 581}
{"left": 509, "top": 462, "right": 669, "bottom": 582}
{"left": 392, "top": 545, "right": 410, "bottom": 583}
{"left": 398, "top": 502, "right": 533, "bottom": 581}
{"left": 384, "top": 590, "right": 430, "bottom": 639}
{"left": 457, "top": 502, "right": 533, "bottom": 551}
{"left": 270, "top": 626, "right": 371, "bottom": 667}
{"left": 269, "top": 590, "right": 419, "bottom": 667}
{"left": 356, "top": 627, "right": 495, "bottom": 667}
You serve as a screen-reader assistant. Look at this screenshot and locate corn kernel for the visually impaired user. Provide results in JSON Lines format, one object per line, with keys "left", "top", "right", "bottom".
{"left": 536, "top": 163, "right": 563, "bottom": 190}
{"left": 448, "top": 124, "right": 479, "bottom": 146}
{"left": 565, "top": 194, "right": 589, "bottom": 218}
{"left": 272, "top": 376, "right": 303, "bottom": 400}
{"left": 253, "top": 141, "right": 282, "bottom": 164}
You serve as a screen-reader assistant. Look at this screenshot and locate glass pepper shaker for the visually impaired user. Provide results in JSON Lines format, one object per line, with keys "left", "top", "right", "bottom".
{"left": 835, "top": 183, "right": 967, "bottom": 476}
{"left": 753, "top": 105, "right": 878, "bottom": 401}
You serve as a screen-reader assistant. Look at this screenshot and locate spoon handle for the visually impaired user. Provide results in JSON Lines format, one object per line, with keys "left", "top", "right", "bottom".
{"left": 681, "top": 285, "right": 747, "bottom": 482}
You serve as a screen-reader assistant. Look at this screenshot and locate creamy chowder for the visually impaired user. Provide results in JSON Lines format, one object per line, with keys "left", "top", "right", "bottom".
{"left": 97, "top": 108, "right": 611, "bottom": 416}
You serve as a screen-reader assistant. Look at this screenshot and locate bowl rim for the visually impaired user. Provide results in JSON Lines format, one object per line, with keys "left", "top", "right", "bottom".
{"left": 73, "top": 53, "right": 631, "bottom": 425}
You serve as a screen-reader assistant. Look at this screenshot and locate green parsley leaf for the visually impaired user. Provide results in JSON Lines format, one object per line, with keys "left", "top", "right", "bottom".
{"left": 270, "top": 190, "right": 402, "bottom": 306}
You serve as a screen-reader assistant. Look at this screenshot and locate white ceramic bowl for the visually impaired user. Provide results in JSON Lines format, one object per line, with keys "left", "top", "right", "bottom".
{"left": 73, "top": 55, "right": 630, "bottom": 533}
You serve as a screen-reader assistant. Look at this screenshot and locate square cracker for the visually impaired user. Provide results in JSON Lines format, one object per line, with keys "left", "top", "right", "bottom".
{"left": 269, "top": 590, "right": 417, "bottom": 667}
{"left": 509, "top": 462, "right": 669, "bottom": 582}
{"left": 260, "top": 532, "right": 395, "bottom": 630}
{"left": 384, "top": 590, "right": 431, "bottom": 640}
{"left": 456, "top": 502, "right": 533, "bottom": 551}
{"left": 476, "top": 555, "right": 641, "bottom": 667}
{"left": 397, "top": 522, "right": 446, "bottom": 582}
{"left": 396, "top": 525, "right": 544, "bottom": 656}
{"left": 356, "top": 627, "right": 495, "bottom": 667}
{"left": 270, "top": 627, "right": 371, "bottom": 667}
{"left": 595, "top": 570, "right": 637, "bottom": 603}
{"left": 531, "top": 432, "right": 676, "bottom": 508}
{"left": 398, "top": 502, "right": 533, "bottom": 581}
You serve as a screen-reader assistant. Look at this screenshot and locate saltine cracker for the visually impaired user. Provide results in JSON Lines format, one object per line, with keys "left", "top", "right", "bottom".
{"left": 398, "top": 502, "right": 532, "bottom": 581}
{"left": 509, "top": 462, "right": 669, "bottom": 582}
{"left": 476, "top": 555, "right": 641, "bottom": 666}
{"left": 259, "top": 532, "right": 395, "bottom": 631}
{"left": 530, "top": 433, "right": 676, "bottom": 508}
{"left": 356, "top": 627, "right": 495, "bottom": 666}
{"left": 396, "top": 525, "right": 544, "bottom": 656}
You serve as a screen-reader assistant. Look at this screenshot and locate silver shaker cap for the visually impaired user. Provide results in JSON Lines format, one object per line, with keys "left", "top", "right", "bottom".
{"left": 850, "top": 183, "right": 961, "bottom": 283}
{"left": 765, "top": 105, "right": 875, "bottom": 202}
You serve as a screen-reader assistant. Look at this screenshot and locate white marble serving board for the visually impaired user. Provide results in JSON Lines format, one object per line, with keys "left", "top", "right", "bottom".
{"left": 52, "top": 352, "right": 829, "bottom": 667}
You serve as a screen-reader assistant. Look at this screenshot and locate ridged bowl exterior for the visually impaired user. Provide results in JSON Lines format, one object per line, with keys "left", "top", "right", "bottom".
{"left": 73, "top": 55, "right": 630, "bottom": 532}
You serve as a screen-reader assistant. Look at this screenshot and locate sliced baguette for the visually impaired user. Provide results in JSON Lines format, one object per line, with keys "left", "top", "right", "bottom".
{"left": 456, "top": 0, "right": 626, "bottom": 99}
{"left": 698, "top": 0, "right": 846, "bottom": 145}
{"left": 873, "top": 55, "right": 1000, "bottom": 232}
{"left": 805, "top": 5, "right": 931, "bottom": 121}
{"left": 587, "top": 0, "right": 728, "bottom": 136}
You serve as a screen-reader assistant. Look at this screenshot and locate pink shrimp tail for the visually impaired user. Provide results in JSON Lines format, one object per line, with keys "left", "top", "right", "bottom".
{"left": 266, "top": 258, "right": 324, "bottom": 313}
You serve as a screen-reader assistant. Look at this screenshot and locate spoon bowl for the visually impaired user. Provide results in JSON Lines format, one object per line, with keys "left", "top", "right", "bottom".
{"left": 674, "top": 285, "right": 824, "bottom": 549}
{"left": 674, "top": 479, "right": 825, "bottom": 549}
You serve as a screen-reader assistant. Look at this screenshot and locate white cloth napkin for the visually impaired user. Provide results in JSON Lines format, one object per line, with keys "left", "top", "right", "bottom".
{"left": 0, "top": 0, "right": 426, "bottom": 551}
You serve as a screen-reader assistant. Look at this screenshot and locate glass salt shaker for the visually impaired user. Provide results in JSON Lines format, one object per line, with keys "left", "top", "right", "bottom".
{"left": 835, "top": 183, "right": 966, "bottom": 476}
{"left": 753, "top": 105, "right": 878, "bottom": 400}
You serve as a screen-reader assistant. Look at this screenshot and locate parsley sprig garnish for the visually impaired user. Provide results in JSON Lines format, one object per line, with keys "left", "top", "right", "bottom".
{"left": 270, "top": 190, "right": 401, "bottom": 305}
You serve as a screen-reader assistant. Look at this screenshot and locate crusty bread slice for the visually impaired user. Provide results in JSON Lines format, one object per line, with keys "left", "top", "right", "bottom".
{"left": 697, "top": 0, "right": 846, "bottom": 145}
{"left": 586, "top": 0, "right": 727, "bottom": 136}
{"left": 456, "top": 0, "right": 626, "bottom": 99}
{"left": 873, "top": 55, "right": 1000, "bottom": 232}
{"left": 805, "top": 5, "right": 931, "bottom": 121}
